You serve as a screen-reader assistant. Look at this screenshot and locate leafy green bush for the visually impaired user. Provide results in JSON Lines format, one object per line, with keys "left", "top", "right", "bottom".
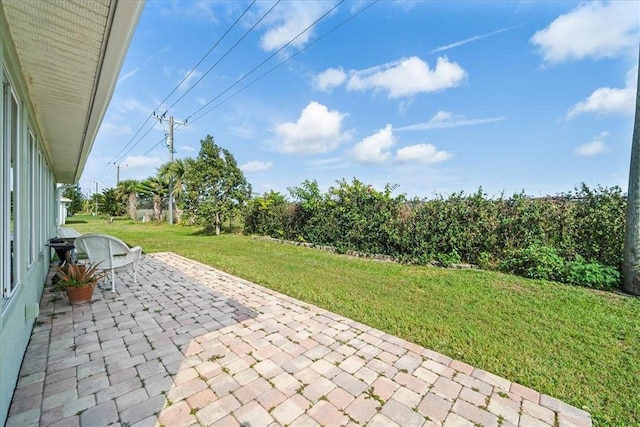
{"left": 244, "top": 191, "right": 288, "bottom": 237}
{"left": 476, "top": 251, "right": 495, "bottom": 270}
{"left": 499, "top": 245, "right": 565, "bottom": 281}
{"left": 244, "top": 180, "right": 626, "bottom": 290}
{"left": 564, "top": 256, "right": 621, "bottom": 290}
{"left": 435, "top": 250, "right": 461, "bottom": 267}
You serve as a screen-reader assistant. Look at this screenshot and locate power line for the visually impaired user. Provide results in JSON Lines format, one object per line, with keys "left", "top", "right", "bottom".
{"left": 164, "top": 0, "right": 281, "bottom": 113}
{"left": 188, "top": 0, "right": 378, "bottom": 125}
{"left": 157, "top": 0, "right": 258, "bottom": 115}
{"left": 96, "top": 120, "right": 157, "bottom": 182}
{"left": 186, "top": 0, "right": 345, "bottom": 123}
{"left": 98, "top": 1, "right": 258, "bottom": 176}
{"left": 140, "top": 122, "right": 188, "bottom": 158}
{"left": 105, "top": 0, "right": 378, "bottom": 171}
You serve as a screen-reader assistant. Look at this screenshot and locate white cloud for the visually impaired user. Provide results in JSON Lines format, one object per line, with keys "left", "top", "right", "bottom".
{"left": 230, "top": 123, "right": 256, "bottom": 139}
{"left": 346, "top": 56, "right": 466, "bottom": 98}
{"left": 567, "top": 67, "right": 637, "bottom": 119}
{"left": 531, "top": 1, "right": 640, "bottom": 64}
{"left": 304, "top": 156, "right": 353, "bottom": 171}
{"left": 118, "top": 68, "right": 140, "bottom": 84}
{"left": 394, "top": 0, "right": 419, "bottom": 12}
{"left": 314, "top": 67, "right": 347, "bottom": 92}
{"left": 397, "top": 110, "right": 506, "bottom": 131}
{"left": 160, "top": 2, "right": 220, "bottom": 24}
{"left": 122, "top": 155, "right": 165, "bottom": 169}
{"left": 430, "top": 24, "right": 522, "bottom": 54}
{"left": 275, "top": 101, "right": 349, "bottom": 154}
{"left": 575, "top": 132, "right": 609, "bottom": 156}
{"left": 396, "top": 143, "right": 452, "bottom": 163}
{"left": 352, "top": 124, "right": 395, "bottom": 163}
{"left": 259, "top": 1, "right": 338, "bottom": 52}
{"left": 178, "top": 68, "right": 203, "bottom": 91}
{"left": 100, "top": 123, "right": 132, "bottom": 136}
{"left": 241, "top": 161, "right": 274, "bottom": 173}
{"left": 178, "top": 145, "right": 196, "bottom": 153}
{"left": 116, "top": 97, "right": 147, "bottom": 114}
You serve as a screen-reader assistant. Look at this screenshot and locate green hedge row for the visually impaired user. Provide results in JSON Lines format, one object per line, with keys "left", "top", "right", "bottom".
{"left": 244, "top": 179, "right": 626, "bottom": 289}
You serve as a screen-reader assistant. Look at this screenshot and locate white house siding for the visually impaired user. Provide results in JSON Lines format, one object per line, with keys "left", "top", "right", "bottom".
{"left": 0, "top": 1, "right": 143, "bottom": 423}
{"left": 0, "top": 8, "right": 60, "bottom": 425}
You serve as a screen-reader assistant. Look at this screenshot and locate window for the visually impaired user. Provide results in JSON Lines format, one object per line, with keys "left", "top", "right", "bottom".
{"left": 27, "top": 130, "right": 35, "bottom": 266}
{"left": 2, "top": 74, "right": 20, "bottom": 301}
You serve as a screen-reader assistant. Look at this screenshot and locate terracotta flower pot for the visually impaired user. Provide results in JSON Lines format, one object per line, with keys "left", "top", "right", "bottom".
{"left": 65, "top": 283, "right": 95, "bottom": 305}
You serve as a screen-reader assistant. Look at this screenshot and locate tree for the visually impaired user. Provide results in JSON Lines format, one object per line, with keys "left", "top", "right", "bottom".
{"left": 62, "top": 184, "right": 84, "bottom": 215}
{"left": 183, "top": 135, "right": 252, "bottom": 235}
{"left": 99, "top": 188, "right": 121, "bottom": 216}
{"left": 115, "top": 179, "right": 139, "bottom": 220}
{"left": 623, "top": 51, "right": 640, "bottom": 296}
{"left": 158, "top": 158, "right": 193, "bottom": 222}
{"left": 138, "top": 177, "right": 168, "bottom": 221}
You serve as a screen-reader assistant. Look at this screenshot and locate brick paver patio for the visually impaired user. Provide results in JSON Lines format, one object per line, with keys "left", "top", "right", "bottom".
{"left": 7, "top": 253, "right": 592, "bottom": 426}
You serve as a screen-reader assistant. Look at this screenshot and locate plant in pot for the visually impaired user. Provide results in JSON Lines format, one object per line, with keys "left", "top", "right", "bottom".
{"left": 53, "top": 262, "right": 104, "bottom": 304}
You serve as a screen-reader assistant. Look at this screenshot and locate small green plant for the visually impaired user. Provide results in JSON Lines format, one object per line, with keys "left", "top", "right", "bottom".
{"left": 53, "top": 262, "right": 105, "bottom": 294}
{"left": 208, "top": 354, "right": 224, "bottom": 362}
{"left": 364, "top": 387, "right": 385, "bottom": 406}
{"left": 564, "top": 256, "right": 621, "bottom": 290}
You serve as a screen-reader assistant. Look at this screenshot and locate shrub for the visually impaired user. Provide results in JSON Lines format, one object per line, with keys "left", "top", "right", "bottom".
{"left": 435, "top": 250, "right": 461, "bottom": 268}
{"left": 243, "top": 180, "right": 626, "bottom": 290}
{"left": 564, "top": 256, "right": 621, "bottom": 290}
{"left": 499, "top": 245, "right": 565, "bottom": 281}
{"left": 476, "top": 251, "right": 495, "bottom": 270}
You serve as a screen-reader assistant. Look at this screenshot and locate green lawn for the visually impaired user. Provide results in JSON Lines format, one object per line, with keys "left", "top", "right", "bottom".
{"left": 65, "top": 215, "right": 640, "bottom": 425}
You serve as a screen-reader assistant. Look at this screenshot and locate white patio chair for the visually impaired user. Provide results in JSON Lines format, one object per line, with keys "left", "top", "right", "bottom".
{"left": 73, "top": 234, "right": 142, "bottom": 292}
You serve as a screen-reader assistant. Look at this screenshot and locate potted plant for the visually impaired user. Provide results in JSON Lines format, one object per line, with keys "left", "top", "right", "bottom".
{"left": 54, "top": 262, "right": 104, "bottom": 304}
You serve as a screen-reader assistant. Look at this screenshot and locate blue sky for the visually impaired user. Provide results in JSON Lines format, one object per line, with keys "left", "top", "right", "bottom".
{"left": 81, "top": 0, "right": 640, "bottom": 199}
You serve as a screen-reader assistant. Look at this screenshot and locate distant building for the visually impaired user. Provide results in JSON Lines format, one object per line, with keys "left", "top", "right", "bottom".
{"left": 59, "top": 197, "right": 72, "bottom": 226}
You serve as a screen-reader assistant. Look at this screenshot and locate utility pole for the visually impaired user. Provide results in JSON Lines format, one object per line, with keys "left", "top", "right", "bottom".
{"left": 94, "top": 181, "right": 98, "bottom": 216}
{"left": 115, "top": 163, "right": 120, "bottom": 187}
{"left": 154, "top": 113, "right": 187, "bottom": 225}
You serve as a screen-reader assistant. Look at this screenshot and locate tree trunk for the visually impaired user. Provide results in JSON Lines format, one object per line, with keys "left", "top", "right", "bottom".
{"left": 215, "top": 212, "right": 221, "bottom": 236}
{"left": 623, "top": 53, "right": 640, "bottom": 296}
{"left": 153, "top": 195, "right": 162, "bottom": 221}
{"left": 128, "top": 193, "right": 137, "bottom": 220}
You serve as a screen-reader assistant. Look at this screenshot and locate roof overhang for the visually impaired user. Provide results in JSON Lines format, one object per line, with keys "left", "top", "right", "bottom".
{"left": 1, "top": 0, "right": 144, "bottom": 183}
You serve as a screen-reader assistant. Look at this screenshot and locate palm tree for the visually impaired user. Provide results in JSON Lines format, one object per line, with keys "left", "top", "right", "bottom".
{"left": 115, "top": 179, "right": 139, "bottom": 221}
{"left": 138, "top": 177, "right": 168, "bottom": 221}
{"left": 158, "top": 157, "right": 192, "bottom": 223}
{"left": 623, "top": 51, "right": 640, "bottom": 296}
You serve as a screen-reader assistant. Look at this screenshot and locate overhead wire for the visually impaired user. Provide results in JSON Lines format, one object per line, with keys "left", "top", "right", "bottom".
{"left": 185, "top": 0, "right": 345, "bottom": 123}
{"left": 187, "top": 0, "right": 378, "bottom": 125}
{"left": 163, "top": 0, "right": 281, "bottom": 113}
{"left": 140, "top": 123, "right": 187, "bottom": 158}
{"left": 103, "top": 0, "right": 378, "bottom": 180}
{"left": 97, "top": 0, "right": 259, "bottom": 180}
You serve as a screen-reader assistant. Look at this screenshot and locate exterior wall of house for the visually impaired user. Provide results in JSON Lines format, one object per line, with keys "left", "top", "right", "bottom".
{"left": 0, "top": 9, "right": 58, "bottom": 424}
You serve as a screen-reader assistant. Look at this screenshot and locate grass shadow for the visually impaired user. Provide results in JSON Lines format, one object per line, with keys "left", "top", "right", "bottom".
{"left": 189, "top": 227, "right": 218, "bottom": 237}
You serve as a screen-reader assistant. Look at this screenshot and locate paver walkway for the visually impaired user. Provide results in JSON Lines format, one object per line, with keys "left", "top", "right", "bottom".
{"left": 7, "top": 253, "right": 592, "bottom": 427}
